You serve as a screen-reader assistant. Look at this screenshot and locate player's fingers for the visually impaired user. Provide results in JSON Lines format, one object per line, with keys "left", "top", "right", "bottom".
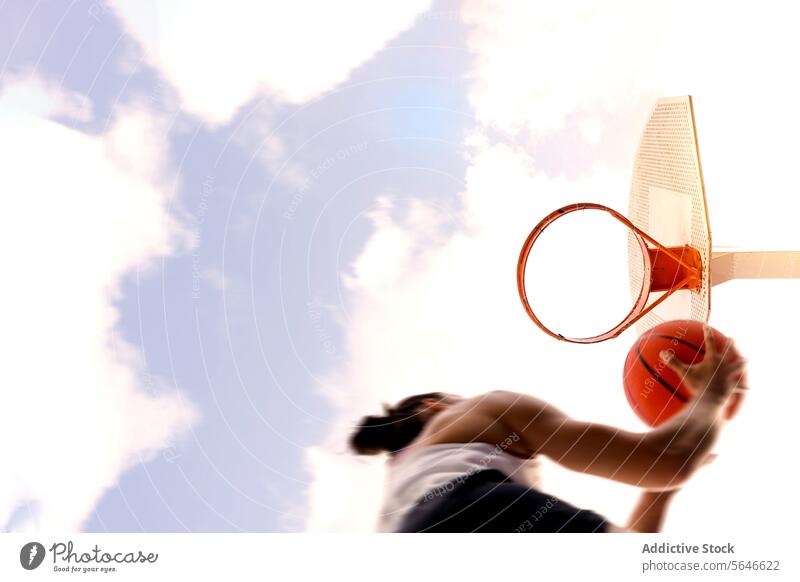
{"left": 723, "top": 358, "right": 748, "bottom": 377}
{"left": 727, "top": 364, "right": 749, "bottom": 390}
{"left": 702, "top": 324, "right": 718, "bottom": 357}
{"left": 719, "top": 338, "right": 738, "bottom": 362}
{"left": 660, "top": 350, "right": 688, "bottom": 374}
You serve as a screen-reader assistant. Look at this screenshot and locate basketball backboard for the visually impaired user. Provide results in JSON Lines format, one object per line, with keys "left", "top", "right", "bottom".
{"left": 627, "top": 96, "right": 800, "bottom": 335}
{"left": 517, "top": 95, "right": 800, "bottom": 343}
{"left": 627, "top": 96, "right": 711, "bottom": 334}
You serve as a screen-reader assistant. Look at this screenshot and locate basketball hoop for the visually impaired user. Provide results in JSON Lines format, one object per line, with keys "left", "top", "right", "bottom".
{"left": 518, "top": 97, "right": 800, "bottom": 344}
{"left": 516, "top": 203, "right": 703, "bottom": 344}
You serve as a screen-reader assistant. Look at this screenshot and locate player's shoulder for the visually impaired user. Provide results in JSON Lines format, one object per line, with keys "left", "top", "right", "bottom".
{"left": 415, "top": 391, "right": 516, "bottom": 445}
{"left": 446, "top": 390, "right": 553, "bottom": 428}
{"left": 466, "top": 390, "right": 565, "bottom": 434}
{"left": 469, "top": 389, "right": 549, "bottom": 413}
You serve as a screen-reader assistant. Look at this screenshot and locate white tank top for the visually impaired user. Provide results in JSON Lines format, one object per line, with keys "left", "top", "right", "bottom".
{"left": 377, "top": 442, "right": 542, "bottom": 532}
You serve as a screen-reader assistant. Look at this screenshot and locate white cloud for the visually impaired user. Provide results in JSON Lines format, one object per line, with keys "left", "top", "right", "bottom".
{"left": 108, "top": 0, "right": 432, "bottom": 125}
{"left": 460, "top": 0, "right": 800, "bottom": 247}
{"left": 305, "top": 1, "right": 800, "bottom": 533}
{"left": 0, "top": 77, "right": 200, "bottom": 531}
{"left": 303, "top": 446, "right": 386, "bottom": 532}
{"left": 0, "top": 73, "right": 93, "bottom": 122}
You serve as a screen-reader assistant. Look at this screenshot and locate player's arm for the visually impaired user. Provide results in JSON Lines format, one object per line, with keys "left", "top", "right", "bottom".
{"left": 601, "top": 489, "right": 680, "bottom": 533}
{"left": 482, "top": 327, "right": 746, "bottom": 489}
{"left": 482, "top": 390, "right": 695, "bottom": 489}
{"left": 625, "top": 489, "right": 679, "bottom": 532}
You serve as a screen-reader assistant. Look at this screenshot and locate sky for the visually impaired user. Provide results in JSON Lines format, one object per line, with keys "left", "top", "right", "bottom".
{"left": 1, "top": 0, "right": 799, "bottom": 533}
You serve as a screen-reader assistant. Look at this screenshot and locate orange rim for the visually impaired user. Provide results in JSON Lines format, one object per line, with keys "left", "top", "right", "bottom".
{"left": 516, "top": 203, "right": 702, "bottom": 344}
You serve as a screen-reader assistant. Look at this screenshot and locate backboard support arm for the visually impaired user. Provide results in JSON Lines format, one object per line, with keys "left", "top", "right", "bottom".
{"left": 710, "top": 251, "right": 800, "bottom": 286}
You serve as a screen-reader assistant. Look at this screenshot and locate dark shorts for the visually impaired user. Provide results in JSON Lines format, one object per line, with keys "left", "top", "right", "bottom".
{"left": 396, "top": 469, "right": 609, "bottom": 533}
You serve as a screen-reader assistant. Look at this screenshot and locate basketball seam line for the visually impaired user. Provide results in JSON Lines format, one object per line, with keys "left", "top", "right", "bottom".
{"left": 634, "top": 341, "right": 690, "bottom": 403}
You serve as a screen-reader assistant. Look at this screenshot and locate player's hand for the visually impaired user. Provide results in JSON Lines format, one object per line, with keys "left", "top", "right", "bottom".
{"left": 658, "top": 325, "right": 747, "bottom": 401}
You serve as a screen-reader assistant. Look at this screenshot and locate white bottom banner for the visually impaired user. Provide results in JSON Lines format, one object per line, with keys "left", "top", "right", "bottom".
{"left": 1, "top": 533, "right": 795, "bottom": 581}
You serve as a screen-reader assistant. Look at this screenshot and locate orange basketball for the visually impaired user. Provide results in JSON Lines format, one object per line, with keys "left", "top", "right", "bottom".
{"left": 623, "top": 320, "right": 745, "bottom": 426}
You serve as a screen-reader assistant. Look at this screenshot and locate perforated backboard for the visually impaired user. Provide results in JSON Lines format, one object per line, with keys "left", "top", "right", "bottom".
{"left": 628, "top": 96, "right": 711, "bottom": 333}
{"left": 518, "top": 95, "right": 800, "bottom": 344}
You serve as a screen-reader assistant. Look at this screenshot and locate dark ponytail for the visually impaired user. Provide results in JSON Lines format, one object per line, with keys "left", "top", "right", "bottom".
{"left": 349, "top": 392, "right": 447, "bottom": 456}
